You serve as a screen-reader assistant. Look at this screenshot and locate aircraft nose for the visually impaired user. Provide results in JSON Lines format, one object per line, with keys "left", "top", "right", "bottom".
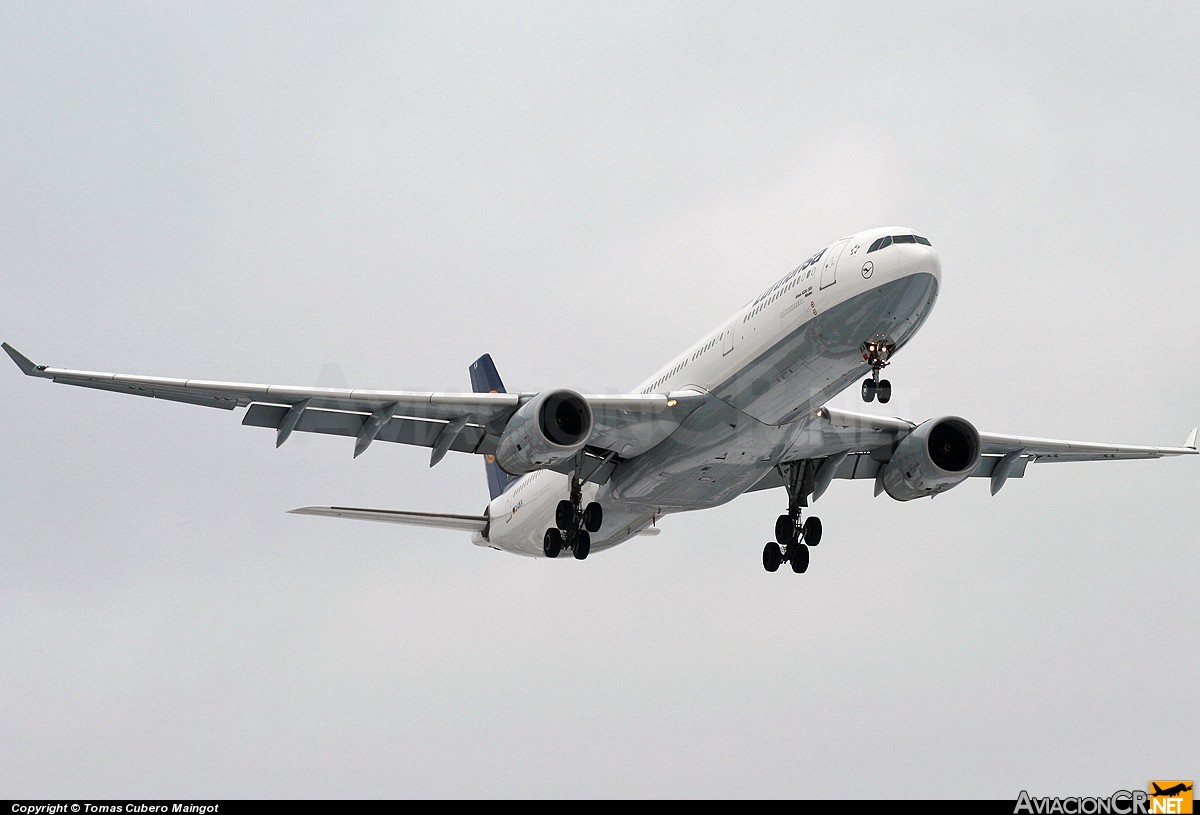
{"left": 898, "top": 242, "right": 941, "bottom": 283}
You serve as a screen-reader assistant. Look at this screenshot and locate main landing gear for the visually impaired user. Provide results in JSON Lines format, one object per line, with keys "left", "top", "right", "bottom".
{"left": 860, "top": 340, "right": 894, "bottom": 404}
{"left": 543, "top": 467, "right": 602, "bottom": 561}
{"left": 763, "top": 461, "right": 823, "bottom": 574}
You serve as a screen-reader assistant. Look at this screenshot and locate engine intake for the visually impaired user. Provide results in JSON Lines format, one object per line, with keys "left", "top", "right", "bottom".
{"left": 879, "top": 416, "right": 981, "bottom": 501}
{"left": 494, "top": 389, "right": 594, "bottom": 475}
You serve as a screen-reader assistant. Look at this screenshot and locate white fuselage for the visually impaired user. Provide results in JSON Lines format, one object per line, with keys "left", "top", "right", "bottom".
{"left": 476, "top": 227, "right": 943, "bottom": 557}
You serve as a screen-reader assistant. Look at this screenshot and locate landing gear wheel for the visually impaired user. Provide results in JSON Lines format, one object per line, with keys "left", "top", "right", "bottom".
{"left": 583, "top": 502, "right": 603, "bottom": 533}
{"left": 802, "top": 516, "right": 822, "bottom": 547}
{"left": 774, "top": 514, "right": 794, "bottom": 547}
{"left": 762, "top": 542, "right": 781, "bottom": 572}
{"left": 555, "top": 500, "right": 575, "bottom": 531}
{"left": 763, "top": 460, "right": 828, "bottom": 573}
{"left": 543, "top": 528, "right": 563, "bottom": 558}
{"left": 861, "top": 378, "right": 876, "bottom": 402}
{"left": 573, "top": 530, "right": 591, "bottom": 560}
{"left": 790, "top": 543, "right": 810, "bottom": 574}
{"left": 861, "top": 340, "right": 894, "bottom": 402}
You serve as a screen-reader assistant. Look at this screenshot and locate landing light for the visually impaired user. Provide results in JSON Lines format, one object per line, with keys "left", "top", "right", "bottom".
{"left": 667, "top": 399, "right": 678, "bottom": 407}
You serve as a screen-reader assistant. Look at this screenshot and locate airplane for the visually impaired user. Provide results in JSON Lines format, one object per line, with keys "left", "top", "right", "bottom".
{"left": 5, "top": 225, "right": 1197, "bottom": 573}
{"left": 1151, "top": 783, "right": 1193, "bottom": 798}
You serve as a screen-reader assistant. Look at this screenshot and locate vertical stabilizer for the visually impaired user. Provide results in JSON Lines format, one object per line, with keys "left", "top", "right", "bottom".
{"left": 469, "top": 354, "right": 518, "bottom": 500}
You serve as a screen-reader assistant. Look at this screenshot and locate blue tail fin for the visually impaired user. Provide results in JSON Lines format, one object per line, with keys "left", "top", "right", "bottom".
{"left": 469, "top": 354, "right": 519, "bottom": 500}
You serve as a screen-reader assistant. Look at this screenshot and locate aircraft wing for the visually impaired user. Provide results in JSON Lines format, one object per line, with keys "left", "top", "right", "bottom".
{"left": 757, "top": 406, "right": 1198, "bottom": 499}
{"left": 3, "top": 343, "right": 704, "bottom": 479}
{"left": 812, "top": 406, "right": 1199, "bottom": 461}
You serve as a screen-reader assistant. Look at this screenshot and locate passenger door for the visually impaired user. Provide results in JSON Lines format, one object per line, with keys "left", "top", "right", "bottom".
{"left": 819, "top": 239, "right": 851, "bottom": 290}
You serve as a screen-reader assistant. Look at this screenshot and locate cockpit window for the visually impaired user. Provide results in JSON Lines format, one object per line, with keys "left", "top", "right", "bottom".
{"left": 867, "top": 233, "right": 932, "bottom": 252}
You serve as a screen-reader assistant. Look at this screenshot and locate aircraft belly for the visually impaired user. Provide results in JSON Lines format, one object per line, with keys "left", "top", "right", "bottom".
{"left": 636, "top": 459, "right": 776, "bottom": 509}
{"left": 715, "top": 272, "right": 938, "bottom": 425}
{"left": 608, "top": 398, "right": 784, "bottom": 510}
{"left": 484, "top": 470, "right": 658, "bottom": 557}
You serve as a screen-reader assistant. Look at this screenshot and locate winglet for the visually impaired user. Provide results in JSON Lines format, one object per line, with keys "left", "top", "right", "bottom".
{"left": 1187, "top": 427, "right": 1198, "bottom": 450}
{"left": 2, "top": 342, "right": 43, "bottom": 376}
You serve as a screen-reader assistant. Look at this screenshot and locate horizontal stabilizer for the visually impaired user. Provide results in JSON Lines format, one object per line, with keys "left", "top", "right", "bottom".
{"left": 289, "top": 506, "right": 486, "bottom": 532}
{"left": 290, "top": 505, "right": 662, "bottom": 538}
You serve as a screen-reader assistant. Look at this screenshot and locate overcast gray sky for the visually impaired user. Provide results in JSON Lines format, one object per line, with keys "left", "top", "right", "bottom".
{"left": 2, "top": 1, "right": 1197, "bottom": 800}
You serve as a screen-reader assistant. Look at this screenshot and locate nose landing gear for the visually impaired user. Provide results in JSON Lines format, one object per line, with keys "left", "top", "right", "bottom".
{"left": 860, "top": 340, "right": 894, "bottom": 404}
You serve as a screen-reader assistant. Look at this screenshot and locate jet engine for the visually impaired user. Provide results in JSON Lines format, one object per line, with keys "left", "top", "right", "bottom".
{"left": 879, "top": 416, "right": 981, "bottom": 501}
{"left": 493, "top": 389, "right": 594, "bottom": 475}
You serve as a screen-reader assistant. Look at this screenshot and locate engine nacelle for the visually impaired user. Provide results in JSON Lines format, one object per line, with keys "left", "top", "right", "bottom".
{"left": 493, "top": 389, "right": 594, "bottom": 475}
{"left": 879, "top": 416, "right": 981, "bottom": 501}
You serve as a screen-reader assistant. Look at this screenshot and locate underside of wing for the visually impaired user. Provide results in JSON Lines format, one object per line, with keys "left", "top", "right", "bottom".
{"left": 805, "top": 406, "right": 1197, "bottom": 463}
{"left": 760, "top": 406, "right": 1197, "bottom": 500}
{"left": 976, "top": 429, "right": 1199, "bottom": 462}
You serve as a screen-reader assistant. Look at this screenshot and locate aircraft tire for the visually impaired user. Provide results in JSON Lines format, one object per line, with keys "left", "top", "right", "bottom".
{"left": 774, "top": 514, "right": 793, "bottom": 547}
{"left": 862, "top": 378, "right": 876, "bottom": 402}
{"left": 790, "top": 543, "right": 810, "bottom": 574}
{"left": 573, "top": 529, "right": 591, "bottom": 560}
{"left": 543, "top": 528, "right": 563, "bottom": 558}
{"left": 877, "top": 380, "right": 892, "bottom": 404}
{"left": 762, "top": 542, "right": 781, "bottom": 572}
{"left": 583, "top": 502, "right": 603, "bottom": 533}
{"left": 803, "top": 516, "right": 822, "bottom": 547}
{"left": 555, "top": 500, "right": 575, "bottom": 531}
